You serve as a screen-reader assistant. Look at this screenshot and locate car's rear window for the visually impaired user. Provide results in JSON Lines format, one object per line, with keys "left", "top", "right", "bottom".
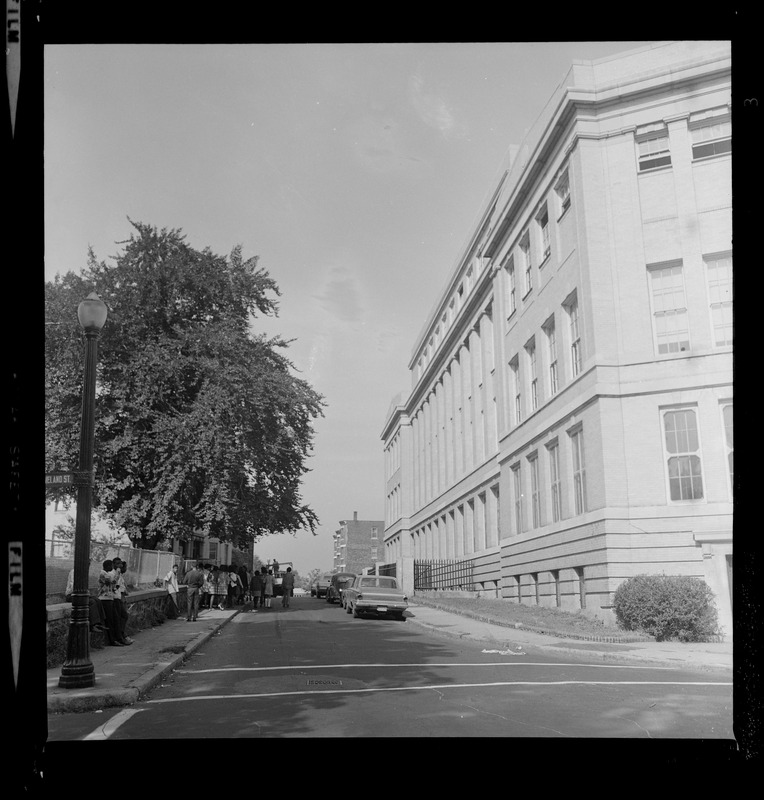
{"left": 359, "top": 577, "right": 398, "bottom": 588}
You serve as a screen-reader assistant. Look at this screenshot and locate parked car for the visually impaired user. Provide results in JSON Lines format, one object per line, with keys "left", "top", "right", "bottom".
{"left": 313, "top": 572, "right": 333, "bottom": 599}
{"left": 293, "top": 587, "right": 307, "bottom": 596}
{"left": 326, "top": 572, "right": 356, "bottom": 604}
{"left": 343, "top": 575, "right": 408, "bottom": 620}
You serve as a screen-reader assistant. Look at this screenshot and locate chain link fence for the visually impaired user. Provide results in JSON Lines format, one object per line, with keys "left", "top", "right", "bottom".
{"left": 45, "top": 539, "right": 183, "bottom": 599}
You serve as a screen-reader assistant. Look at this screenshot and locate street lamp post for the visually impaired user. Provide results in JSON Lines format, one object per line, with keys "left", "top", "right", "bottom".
{"left": 59, "top": 292, "right": 108, "bottom": 689}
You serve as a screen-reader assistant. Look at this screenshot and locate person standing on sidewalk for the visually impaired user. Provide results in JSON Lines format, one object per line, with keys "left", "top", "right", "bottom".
{"left": 184, "top": 561, "right": 205, "bottom": 621}
{"left": 97, "top": 559, "right": 125, "bottom": 646}
{"left": 281, "top": 567, "right": 295, "bottom": 608}
{"left": 200, "top": 564, "right": 213, "bottom": 610}
{"left": 164, "top": 564, "right": 180, "bottom": 619}
{"left": 259, "top": 566, "right": 268, "bottom": 608}
{"left": 227, "top": 566, "right": 242, "bottom": 608}
{"left": 217, "top": 564, "right": 228, "bottom": 608}
{"left": 238, "top": 564, "right": 249, "bottom": 604}
{"left": 264, "top": 569, "right": 275, "bottom": 608}
{"left": 250, "top": 568, "right": 263, "bottom": 611}
{"left": 210, "top": 565, "right": 225, "bottom": 609}
{"left": 111, "top": 558, "right": 134, "bottom": 644}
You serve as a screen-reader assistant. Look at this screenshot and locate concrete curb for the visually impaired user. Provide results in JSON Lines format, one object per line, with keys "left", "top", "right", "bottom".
{"left": 47, "top": 611, "right": 240, "bottom": 714}
{"left": 405, "top": 610, "right": 732, "bottom": 674}
{"left": 410, "top": 598, "right": 653, "bottom": 643}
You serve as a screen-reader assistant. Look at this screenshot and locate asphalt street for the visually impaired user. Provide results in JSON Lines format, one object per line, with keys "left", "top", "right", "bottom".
{"left": 45, "top": 596, "right": 735, "bottom": 743}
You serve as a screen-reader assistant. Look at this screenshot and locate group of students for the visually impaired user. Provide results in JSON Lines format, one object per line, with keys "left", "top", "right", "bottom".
{"left": 173, "top": 561, "right": 296, "bottom": 621}
{"left": 249, "top": 565, "right": 295, "bottom": 609}
{"left": 170, "top": 563, "right": 252, "bottom": 612}
{"left": 65, "top": 558, "right": 135, "bottom": 647}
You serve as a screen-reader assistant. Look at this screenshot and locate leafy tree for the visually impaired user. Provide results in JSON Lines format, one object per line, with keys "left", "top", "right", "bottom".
{"left": 304, "top": 567, "right": 323, "bottom": 589}
{"left": 45, "top": 220, "right": 325, "bottom": 550}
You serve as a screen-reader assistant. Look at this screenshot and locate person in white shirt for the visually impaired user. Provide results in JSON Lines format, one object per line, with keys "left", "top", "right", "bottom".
{"left": 164, "top": 564, "right": 180, "bottom": 619}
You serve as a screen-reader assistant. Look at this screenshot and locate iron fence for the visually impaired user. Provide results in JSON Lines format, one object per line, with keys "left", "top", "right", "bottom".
{"left": 414, "top": 558, "right": 476, "bottom": 591}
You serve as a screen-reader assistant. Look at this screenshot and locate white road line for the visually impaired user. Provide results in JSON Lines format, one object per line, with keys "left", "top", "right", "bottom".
{"left": 145, "top": 679, "right": 731, "bottom": 705}
{"left": 177, "top": 661, "right": 680, "bottom": 674}
{"left": 82, "top": 708, "right": 146, "bottom": 740}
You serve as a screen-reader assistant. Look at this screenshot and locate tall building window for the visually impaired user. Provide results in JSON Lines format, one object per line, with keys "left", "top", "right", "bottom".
{"left": 529, "top": 454, "right": 541, "bottom": 528}
{"left": 543, "top": 315, "right": 558, "bottom": 395}
{"left": 565, "top": 293, "right": 582, "bottom": 376}
{"left": 526, "top": 337, "right": 538, "bottom": 412}
{"left": 504, "top": 255, "right": 516, "bottom": 317}
{"left": 520, "top": 233, "right": 532, "bottom": 296}
{"left": 705, "top": 253, "right": 733, "bottom": 347}
{"left": 547, "top": 440, "right": 562, "bottom": 523}
{"left": 722, "top": 403, "right": 733, "bottom": 491}
{"left": 637, "top": 126, "right": 671, "bottom": 171}
{"left": 536, "top": 203, "right": 551, "bottom": 262}
{"left": 555, "top": 168, "right": 571, "bottom": 216}
{"left": 510, "top": 356, "right": 521, "bottom": 425}
{"left": 648, "top": 262, "right": 690, "bottom": 355}
{"left": 570, "top": 427, "right": 587, "bottom": 515}
{"left": 512, "top": 464, "right": 524, "bottom": 534}
{"left": 690, "top": 110, "right": 731, "bottom": 160}
{"left": 662, "top": 408, "right": 704, "bottom": 501}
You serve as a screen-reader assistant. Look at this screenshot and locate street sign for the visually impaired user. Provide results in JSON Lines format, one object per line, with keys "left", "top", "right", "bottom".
{"left": 45, "top": 471, "right": 92, "bottom": 487}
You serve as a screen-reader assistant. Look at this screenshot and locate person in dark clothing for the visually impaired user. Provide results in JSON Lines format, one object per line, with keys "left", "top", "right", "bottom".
{"left": 97, "top": 559, "right": 126, "bottom": 646}
{"left": 238, "top": 565, "right": 249, "bottom": 604}
{"left": 184, "top": 561, "right": 205, "bottom": 621}
{"left": 250, "top": 569, "right": 263, "bottom": 610}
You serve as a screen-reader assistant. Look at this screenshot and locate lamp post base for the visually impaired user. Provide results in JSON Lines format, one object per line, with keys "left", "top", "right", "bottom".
{"left": 59, "top": 602, "right": 95, "bottom": 688}
{"left": 58, "top": 662, "right": 96, "bottom": 689}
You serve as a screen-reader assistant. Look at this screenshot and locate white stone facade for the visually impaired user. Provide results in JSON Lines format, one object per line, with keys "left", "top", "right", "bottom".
{"left": 382, "top": 42, "right": 733, "bottom": 634}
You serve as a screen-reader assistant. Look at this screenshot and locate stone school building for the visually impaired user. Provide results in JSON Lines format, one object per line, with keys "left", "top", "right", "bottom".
{"left": 381, "top": 42, "right": 733, "bottom": 635}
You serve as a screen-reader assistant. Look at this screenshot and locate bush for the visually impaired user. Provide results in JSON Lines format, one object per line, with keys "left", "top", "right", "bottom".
{"left": 613, "top": 574, "right": 719, "bottom": 642}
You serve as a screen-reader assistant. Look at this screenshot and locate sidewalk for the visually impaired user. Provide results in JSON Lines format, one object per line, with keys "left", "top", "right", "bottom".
{"left": 47, "top": 607, "right": 241, "bottom": 714}
{"left": 405, "top": 602, "right": 734, "bottom": 674}
{"left": 47, "top": 600, "right": 733, "bottom": 714}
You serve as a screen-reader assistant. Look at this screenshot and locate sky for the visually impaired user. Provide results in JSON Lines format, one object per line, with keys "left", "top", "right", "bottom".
{"left": 44, "top": 41, "right": 657, "bottom": 574}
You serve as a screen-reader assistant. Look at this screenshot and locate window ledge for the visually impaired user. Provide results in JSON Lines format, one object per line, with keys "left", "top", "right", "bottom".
{"left": 692, "top": 152, "right": 731, "bottom": 164}
{"left": 638, "top": 164, "right": 673, "bottom": 175}
{"left": 539, "top": 252, "right": 551, "bottom": 269}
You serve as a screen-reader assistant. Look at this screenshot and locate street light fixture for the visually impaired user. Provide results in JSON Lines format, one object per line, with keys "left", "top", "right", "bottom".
{"left": 59, "top": 292, "right": 107, "bottom": 689}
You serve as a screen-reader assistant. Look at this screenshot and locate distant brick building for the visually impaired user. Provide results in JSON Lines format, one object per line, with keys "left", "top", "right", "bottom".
{"left": 333, "top": 512, "right": 384, "bottom": 574}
